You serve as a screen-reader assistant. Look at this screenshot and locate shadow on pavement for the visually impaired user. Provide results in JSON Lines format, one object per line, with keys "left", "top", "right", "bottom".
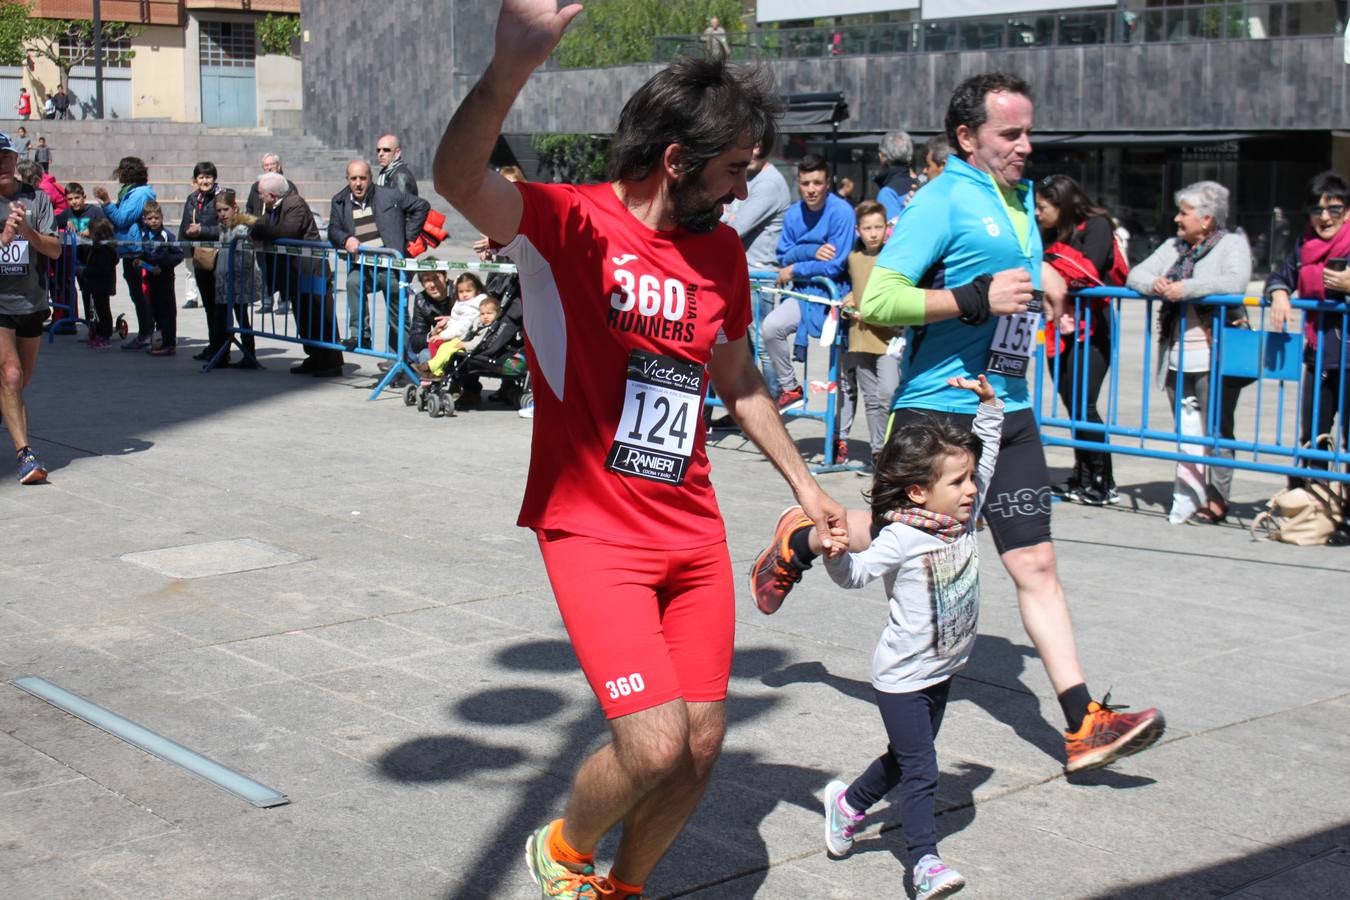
{"left": 955, "top": 635, "right": 1066, "bottom": 762}
{"left": 1092, "top": 820, "right": 1350, "bottom": 899}
{"left": 760, "top": 638, "right": 1068, "bottom": 765}
{"left": 845, "top": 760, "right": 994, "bottom": 896}
{"left": 377, "top": 734, "right": 526, "bottom": 783}
{"left": 373, "top": 638, "right": 835, "bottom": 899}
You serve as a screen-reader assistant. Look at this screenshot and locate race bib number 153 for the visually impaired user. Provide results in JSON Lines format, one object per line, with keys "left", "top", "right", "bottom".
{"left": 986, "top": 289, "right": 1044, "bottom": 378}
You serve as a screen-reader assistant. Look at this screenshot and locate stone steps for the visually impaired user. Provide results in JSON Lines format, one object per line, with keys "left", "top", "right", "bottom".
{"left": 9, "top": 118, "right": 364, "bottom": 227}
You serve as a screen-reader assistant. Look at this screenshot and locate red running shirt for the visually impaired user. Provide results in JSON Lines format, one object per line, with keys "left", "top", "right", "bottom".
{"left": 502, "top": 182, "right": 753, "bottom": 550}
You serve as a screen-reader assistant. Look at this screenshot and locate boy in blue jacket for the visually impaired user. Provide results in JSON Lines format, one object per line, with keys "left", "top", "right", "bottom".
{"left": 133, "top": 201, "right": 185, "bottom": 356}
{"left": 762, "top": 154, "right": 854, "bottom": 409}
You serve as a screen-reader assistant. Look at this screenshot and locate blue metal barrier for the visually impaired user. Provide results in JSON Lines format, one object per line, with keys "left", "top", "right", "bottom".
{"left": 216, "top": 239, "right": 413, "bottom": 399}
{"left": 1036, "top": 287, "right": 1350, "bottom": 483}
{"left": 45, "top": 232, "right": 83, "bottom": 343}
{"left": 705, "top": 273, "right": 851, "bottom": 472}
{"left": 216, "top": 239, "right": 520, "bottom": 401}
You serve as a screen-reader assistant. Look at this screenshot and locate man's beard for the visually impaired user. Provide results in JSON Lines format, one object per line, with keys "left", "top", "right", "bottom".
{"left": 672, "top": 172, "right": 731, "bottom": 234}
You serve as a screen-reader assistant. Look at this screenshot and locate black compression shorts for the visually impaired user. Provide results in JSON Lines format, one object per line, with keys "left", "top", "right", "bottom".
{"left": 888, "top": 406, "right": 1052, "bottom": 554}
{"left": 0, "top": 310, "right": 49, "bottom": 339}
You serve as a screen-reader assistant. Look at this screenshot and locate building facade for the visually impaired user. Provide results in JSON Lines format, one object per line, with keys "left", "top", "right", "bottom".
{"left": 3, "top": 0, "right": 301, "bottom": 127}
{"left": 300, "top": 0, "right": 1350, "bottom": 270}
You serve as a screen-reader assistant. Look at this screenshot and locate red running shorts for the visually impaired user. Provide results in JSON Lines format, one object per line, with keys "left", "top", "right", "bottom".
{"left": 536, "top": 530, "right": 735, "bottom": 719}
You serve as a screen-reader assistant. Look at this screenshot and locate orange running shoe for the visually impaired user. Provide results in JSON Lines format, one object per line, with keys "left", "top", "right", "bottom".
{"left": 748, "top": 505, "right": 814, "bottom": 615}
{"left": 1064, "top": 693, "right": 1165, "bottom": 773}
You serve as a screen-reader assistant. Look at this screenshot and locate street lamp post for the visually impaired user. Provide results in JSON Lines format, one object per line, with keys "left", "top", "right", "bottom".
{"left": 92, "top": 0, "right": 104, "bottom": 119}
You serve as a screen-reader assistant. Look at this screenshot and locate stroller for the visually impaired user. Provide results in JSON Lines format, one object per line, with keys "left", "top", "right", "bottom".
{"left": 405, "top": 276, "right": 528, "bottom": 418}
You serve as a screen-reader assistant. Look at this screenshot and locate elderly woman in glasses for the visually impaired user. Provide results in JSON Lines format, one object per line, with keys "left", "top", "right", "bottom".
{"left": 1266, "top": 171, "right": 1350, "bottom": 483}
{"left": 1126, "top": 180, "right": 1253, "bottom": 524}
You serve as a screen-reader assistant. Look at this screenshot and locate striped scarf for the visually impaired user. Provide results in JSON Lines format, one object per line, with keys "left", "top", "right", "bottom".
{"left": 883, "top": 507, "right": 965, "bottom": 544}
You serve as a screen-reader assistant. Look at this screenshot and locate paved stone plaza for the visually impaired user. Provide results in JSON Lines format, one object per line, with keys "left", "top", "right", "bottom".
{"left": 2, "top": 272, "right": 1348, "bottom": 899}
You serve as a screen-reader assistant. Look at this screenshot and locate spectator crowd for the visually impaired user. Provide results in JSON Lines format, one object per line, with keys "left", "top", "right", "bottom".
{"left": 6, "top": 114, "right": 1348, "bottom": 543}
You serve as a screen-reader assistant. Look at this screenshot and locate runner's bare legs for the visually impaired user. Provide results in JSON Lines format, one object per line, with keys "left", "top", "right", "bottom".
{"left": 0, "top": 330, "right": 38, "bottom": 451}
{"left": 603, "top": 702, "right": 724, "bottom": 885}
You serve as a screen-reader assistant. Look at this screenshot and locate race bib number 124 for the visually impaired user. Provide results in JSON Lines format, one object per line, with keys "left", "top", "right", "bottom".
{"left": 605, "top": 349, "right": 704, "bottom": 485}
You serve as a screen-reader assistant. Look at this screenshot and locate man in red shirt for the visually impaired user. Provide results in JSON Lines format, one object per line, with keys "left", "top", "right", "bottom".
{"left": 434, "top": 2, "right": 847, "bottom": 897}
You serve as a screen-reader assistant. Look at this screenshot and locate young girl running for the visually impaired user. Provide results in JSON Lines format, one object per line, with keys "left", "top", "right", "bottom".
{"left": 819, "top": 374, "right": 1002, "bottom": 900}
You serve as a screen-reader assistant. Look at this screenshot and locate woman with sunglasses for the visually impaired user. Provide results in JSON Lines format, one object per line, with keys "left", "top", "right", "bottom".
{"left": 1035, "top": 174, "right": 1126, "bottom": 505}
{"left": 1266, "top": 171, "right": 1350, "bottom": 490}
{"left": 1126, "top": 181, "right": 1253, "bottom": 525}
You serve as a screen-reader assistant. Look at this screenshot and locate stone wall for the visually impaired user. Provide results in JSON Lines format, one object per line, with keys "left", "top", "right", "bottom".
{"left": 302, "top": 0, "right": 492, "bottom": 186}
{"left": 302, "top": 18, "right": 1349, "bottom": 175}
{"left": 501, "top": 36, "right": 1350, "bottom": 135}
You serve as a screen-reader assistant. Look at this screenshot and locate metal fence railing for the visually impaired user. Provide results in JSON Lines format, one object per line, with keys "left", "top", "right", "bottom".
{"left": 654, "top": 0, "right": 1341, "bottom": 62}
{"left": 710, "top": 272, "right": 850, "bottom": 473}
{"left": 1037, "top": 288, "right": 1350, "bottom": 483}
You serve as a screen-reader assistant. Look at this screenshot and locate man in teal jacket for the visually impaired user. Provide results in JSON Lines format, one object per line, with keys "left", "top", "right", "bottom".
{"left": 752, "top": 72, "right": 1165, "bottom": 775}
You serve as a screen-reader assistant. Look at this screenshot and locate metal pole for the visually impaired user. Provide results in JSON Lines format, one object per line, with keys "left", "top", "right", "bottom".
{"left": 92, "top": 0, "right": 104, "bottom": 119}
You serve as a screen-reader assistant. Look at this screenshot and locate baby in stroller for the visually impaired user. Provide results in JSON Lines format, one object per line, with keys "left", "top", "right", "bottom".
{"left": 408, "top": 290, "right": 526, "bottom": 416}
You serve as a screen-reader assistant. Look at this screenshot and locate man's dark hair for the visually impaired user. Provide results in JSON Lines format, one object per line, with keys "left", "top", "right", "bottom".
{"left": 945, "top": 72, "right": 1032, "bottom": 158}
{"left": 65, "top": 181, "right": 84, "bottom": 196}
{"left": 193, "top": 161, "right": 218, "bottom": 180}
{"left": 113, "top": 156, "right": 148, "bottom": 185}
{"left": 1309, "top": 171, "right": 1350, "bottom": 205}
{"left": 796, "top": 153, "right": 828, "bottom": 177}
{"left": 924, "top": 133, "right": 951, "bottom": 168}
{"left": 607, "top": 56, "right": 781, "bottom": 183}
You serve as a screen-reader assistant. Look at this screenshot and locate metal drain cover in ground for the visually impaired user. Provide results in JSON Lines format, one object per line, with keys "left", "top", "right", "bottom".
{"left": 120, "top": 538, "right": 306, "bottom": 579}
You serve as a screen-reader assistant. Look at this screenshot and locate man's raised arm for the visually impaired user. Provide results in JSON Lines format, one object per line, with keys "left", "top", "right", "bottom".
{"left": 433, "top": 0, "right": 583, "bottom": 245}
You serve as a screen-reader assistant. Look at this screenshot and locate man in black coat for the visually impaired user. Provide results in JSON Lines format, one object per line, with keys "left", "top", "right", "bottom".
{"left": 374, "top": 134, "right": 418, "bottom": 196}
{"left": 250, "top": 172, "right": 345, "bottom": 376}
{"left": 328, "top": 159, "right": 429, "bottom": 354}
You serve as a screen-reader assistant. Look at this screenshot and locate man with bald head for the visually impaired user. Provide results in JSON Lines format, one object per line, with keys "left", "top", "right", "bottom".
{"left": 328, "top": 158, "right": 429, "bottom": 353}
{"left": 374, "top": 134, "right": 418, "bottom": 196}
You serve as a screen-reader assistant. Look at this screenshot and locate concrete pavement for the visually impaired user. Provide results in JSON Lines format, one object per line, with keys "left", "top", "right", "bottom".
{"left": 2, "top": 277, "right": 1348, "bottom": 899}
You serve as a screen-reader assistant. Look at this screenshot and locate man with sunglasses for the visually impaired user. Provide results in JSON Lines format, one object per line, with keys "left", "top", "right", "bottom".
{"left": 374, "top": 134, "right": 419, "bottom": 197}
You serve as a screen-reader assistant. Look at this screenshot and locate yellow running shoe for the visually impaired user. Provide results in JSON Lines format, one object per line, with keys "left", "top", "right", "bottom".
{"left": 524, "top": 820, "right": 610, "bottom": 898}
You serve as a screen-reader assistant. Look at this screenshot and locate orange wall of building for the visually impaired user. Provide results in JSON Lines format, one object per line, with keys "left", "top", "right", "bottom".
{"left": 28, "top": 1, "right": 301, "bottom": 25}
{"left": 29, "top": 1, "right": 182, "bottom": 25}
